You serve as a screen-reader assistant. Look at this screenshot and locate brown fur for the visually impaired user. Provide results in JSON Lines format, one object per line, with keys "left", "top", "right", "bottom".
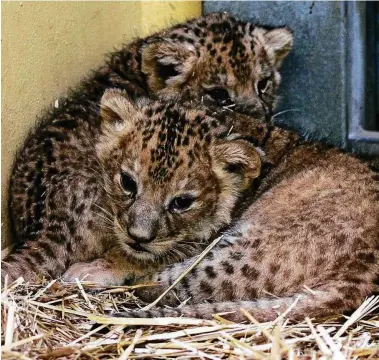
{"left": 2, "top": 90, "right": 261, "bottom": 283}
{"left": 141, "top": 12, "right": 293, "bottom": 116}
{"left": 4, "top": 12, "right": 292, "bottom": 282}
{"left": 5, "top": 12, "right": 378, "bottom": 322}
{"left": 114, "top": 114, "right": 379, "bottom": 322}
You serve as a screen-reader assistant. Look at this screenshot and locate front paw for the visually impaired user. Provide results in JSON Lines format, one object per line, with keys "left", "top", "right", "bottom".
{"left": 1, "top": 261, "right": 38, "bottom": 284}
{"left": 62, "top": 260, "right": 127, "bottom": 286}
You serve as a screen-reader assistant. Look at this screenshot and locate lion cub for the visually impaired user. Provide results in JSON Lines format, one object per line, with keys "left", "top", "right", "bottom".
{"left": 2, "top": 90, "right": 261, "bottom": 283}
{"left": 114, "top": 115, "right": 379, "bottom": 322}
{"left": 6, "top": 12, "right": 292, "bottom": 275}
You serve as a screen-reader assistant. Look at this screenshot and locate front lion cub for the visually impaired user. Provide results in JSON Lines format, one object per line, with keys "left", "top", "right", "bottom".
{"left": 2, "top": 90, "right": 262, "bottom": 283}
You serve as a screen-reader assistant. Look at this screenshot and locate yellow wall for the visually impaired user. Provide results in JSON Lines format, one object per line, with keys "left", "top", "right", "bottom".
{"left": 1, "top": 1, "right": 201, "bottom": 246}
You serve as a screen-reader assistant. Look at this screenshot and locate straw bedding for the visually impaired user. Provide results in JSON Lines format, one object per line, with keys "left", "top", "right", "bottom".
{"left": 1, "top": 275, "right": 378, "bottom": 359}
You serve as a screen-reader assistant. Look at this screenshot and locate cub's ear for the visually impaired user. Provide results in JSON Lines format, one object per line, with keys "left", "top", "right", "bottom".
{"left": 212, "top": 139, "right": 262, "bottom": 190}
{"left": 261, "top": 27, "right": 293, "bottom": 67}
{"left": 100, "top": 88, "right": 140, "bottom": 132}
{"left": 141, "top": 39, "right": 198, "bottom": 93}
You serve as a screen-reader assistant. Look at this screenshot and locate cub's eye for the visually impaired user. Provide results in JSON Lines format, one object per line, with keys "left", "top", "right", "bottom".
{"left": 120, "top": 173, "right": 137, "bottom": 196}
{"left": 205, "top": 87, "right": 232, "bottom": 105}
{"left": 169, "top": 195, "right": 196, "bottom": 213}
{"left": 256, "top": 77, "right": 270, "bottom": 95}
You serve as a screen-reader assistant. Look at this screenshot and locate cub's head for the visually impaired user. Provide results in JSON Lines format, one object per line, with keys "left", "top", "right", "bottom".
{"left": 142, "top": 12, "right": 293, "bottom": 119}
{"left": 96, "top": 89, "right": 262, "bottom": 262}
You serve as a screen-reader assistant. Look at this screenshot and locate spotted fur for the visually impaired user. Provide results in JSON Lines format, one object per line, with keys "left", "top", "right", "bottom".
{"left": 2, "top": 90, "right": 262, "bottom": 283}
{"left": 5, "top": 12, "right": 292, "bottom": 280}
{"left": 141, "top": 12, "right": 293, "bottom": 117}
{"left": 114, "top": 117, "right": 379, "bottom": 322}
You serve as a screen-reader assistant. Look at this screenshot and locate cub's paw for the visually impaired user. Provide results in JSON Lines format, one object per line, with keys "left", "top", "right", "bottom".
{"left": 1, "top": 261, "right": 36, "bottom": 284}
{"left": 62, "top": 260, "right": 128, "bottom": 286}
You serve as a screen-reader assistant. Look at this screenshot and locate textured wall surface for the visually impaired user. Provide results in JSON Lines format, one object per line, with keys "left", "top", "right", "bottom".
{"left": 1, "top": 1, "right": 201, "bottom": 246}
{"left": 204, "top": 1, "right": 379, "bottom": 155}
{"left": 204, "top": 1, "right": 348, "bottom": 147}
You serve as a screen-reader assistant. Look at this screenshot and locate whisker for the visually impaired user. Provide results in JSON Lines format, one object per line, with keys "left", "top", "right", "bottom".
{"left": 86, "top": 168, "right": 102, "bottom": 177}
{"left": 180, "top": 240, "right": 207, "bottom": 246}
{"left": 97, "top": 224, "right": 116, "bottom": 232}
{"left": 92, "top": 203, "right": 113, "bottom": 218}
{"left": 93, "top": 211, "right": 114, "bottom": 226}
{"left": 272, "top": 108, "right": 302, "bottom": 119}
{"left": 114, "top": 217, "right": 126, "bottom": 234}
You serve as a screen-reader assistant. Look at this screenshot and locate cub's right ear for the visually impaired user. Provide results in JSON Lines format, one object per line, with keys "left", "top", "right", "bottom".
{"left": 100, "top": 89, "right": 140, "bottom": 132}
{"left": 261, "top": 27, "right": 293, "bottom": 67}
{"left": 212, "top": 139, "right": 262, "bottom": 191}
{"left": 141, "top": 39, "right": 198, "bottom": 93}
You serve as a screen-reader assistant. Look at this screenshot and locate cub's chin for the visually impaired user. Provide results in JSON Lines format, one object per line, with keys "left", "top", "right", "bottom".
{"left": 119, "top": 241, "right": 156, "bottom": 261}
{"left": 117, "top": 238, "right": 175, "bottom": 262}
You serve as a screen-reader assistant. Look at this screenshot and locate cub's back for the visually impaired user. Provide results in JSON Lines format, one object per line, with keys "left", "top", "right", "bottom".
{"left": 9, "top": 105, "right": 102, "bottom": 245}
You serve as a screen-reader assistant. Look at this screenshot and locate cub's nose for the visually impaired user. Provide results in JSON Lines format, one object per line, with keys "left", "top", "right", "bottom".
{"left": 127, "top": 226, "right": 157, "bottom": 243}
{"left": 127, "top": 202, "right": 159, "bottom": 243}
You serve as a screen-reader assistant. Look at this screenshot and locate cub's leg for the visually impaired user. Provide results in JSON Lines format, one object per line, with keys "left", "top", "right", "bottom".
{"left": 62, "top": 247, "right": 158, "bottom": 286}
{"left": 1, "top": 227, "right": 106, "bottom": 284}
{"left": 2, "top": 195, "right": 108, "bottom": 283}
{"left": 3, "top": 121, "right": 105, "bottom": 284}
{"left": 2, "top": 238, "right": 69, "bottom": 283}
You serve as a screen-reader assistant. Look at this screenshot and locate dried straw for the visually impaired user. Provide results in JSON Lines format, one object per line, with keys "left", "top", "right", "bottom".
{"left": 1, "top": 276, "right": 378, "bottom": 359}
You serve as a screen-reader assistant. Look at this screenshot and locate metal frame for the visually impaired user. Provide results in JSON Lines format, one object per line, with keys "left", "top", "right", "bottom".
{"left": 347, "top": 2, "right": 379, "bottom": 145}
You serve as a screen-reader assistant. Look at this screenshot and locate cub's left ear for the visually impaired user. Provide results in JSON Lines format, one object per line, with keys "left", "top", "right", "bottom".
{"left": 262, "top": 27, "right": 293, "bottom": 67}
{"left": 212, "top": 139, "right": 262, "bottom": 190}
{"left": 97, "top": 89, "right": 142, "bottom": 161}
{"left": 142, "top": 39, "right": 198, "bottom": 93}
